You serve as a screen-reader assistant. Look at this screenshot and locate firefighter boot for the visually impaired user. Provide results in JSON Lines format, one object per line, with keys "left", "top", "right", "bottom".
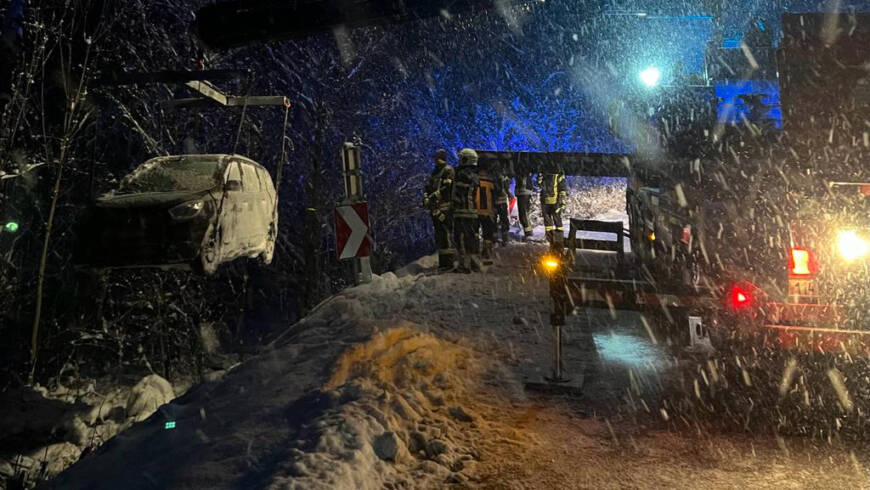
{"left": 499, "top": 230, "right": 509, "bottom": 246}
{"left": 481, "top": 240, "right": 494, "bottom": 265}
{"left": 437, "top": 251, "right": 456, "bottom": 273}
{"left": 469, "top": 254, "right": 485, "bottom": 272}
{"left": 455, "top": 254, "right": 471, "bottom": 273}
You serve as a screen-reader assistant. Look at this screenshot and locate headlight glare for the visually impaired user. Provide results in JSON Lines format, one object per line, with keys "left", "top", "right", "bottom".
{"left": 838, "top": 229, "right": 869, "bottom": 262}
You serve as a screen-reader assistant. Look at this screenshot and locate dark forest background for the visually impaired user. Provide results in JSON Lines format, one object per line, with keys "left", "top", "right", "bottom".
{"left": 0, "top": 0, "right": 631, "bottom": 386}
{"left": 0, "top": 0, "right": 825, "bottom": 385}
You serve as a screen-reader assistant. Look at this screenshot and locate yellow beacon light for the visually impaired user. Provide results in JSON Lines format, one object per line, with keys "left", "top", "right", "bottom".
{"left": 541, "top": 254, "right": 561, "bottom": 274}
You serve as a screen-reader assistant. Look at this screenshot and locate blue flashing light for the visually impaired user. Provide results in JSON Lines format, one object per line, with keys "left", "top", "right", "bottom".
{"left": 715, "top": 80, "right": 783, "bottom": 129}
{"left": 722, "top": 37, "right": 741, "bottom": 49}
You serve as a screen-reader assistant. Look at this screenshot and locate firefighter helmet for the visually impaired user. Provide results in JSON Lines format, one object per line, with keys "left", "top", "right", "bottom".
{"left": 458, "top": 148, "right": 478, "bottom": 166}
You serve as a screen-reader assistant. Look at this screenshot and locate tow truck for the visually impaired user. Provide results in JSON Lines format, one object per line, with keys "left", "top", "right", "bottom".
{"left": 485, "top": 12, "right": 870, "bottom": 383}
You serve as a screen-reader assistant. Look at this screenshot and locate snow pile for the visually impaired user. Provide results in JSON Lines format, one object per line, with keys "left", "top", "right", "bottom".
{"left": 47, "top": 262, "right": 520, "bottom": 489}
{"left": 271, "top": 325, "right": 486, "bottom": 489}
{"left": 125, "top": 375, "right": 176, "bottom": 423}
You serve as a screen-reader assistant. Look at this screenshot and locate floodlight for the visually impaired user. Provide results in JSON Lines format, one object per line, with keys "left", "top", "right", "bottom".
{"left": 639, "top": 66, "right": 661, "bottom": 87}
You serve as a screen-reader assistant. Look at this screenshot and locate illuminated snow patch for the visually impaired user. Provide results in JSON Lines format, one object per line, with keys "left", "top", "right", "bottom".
{"left": 593, "top": 331, "right": 666, "bottom": 368}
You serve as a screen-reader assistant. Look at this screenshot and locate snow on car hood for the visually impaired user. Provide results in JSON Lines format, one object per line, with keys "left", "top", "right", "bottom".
{"left": 96, "top": 189, "right": 213, "bottom": 208}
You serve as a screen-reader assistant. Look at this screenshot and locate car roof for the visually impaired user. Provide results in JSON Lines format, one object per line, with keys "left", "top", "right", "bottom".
{"left": 141, "top": 154, "right": 267, "bottom": 170}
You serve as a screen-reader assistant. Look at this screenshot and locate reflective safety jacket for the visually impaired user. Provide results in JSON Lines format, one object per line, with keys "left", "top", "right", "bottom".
{"left": 423, "top": 162, "right": 455, "bottom": 213}
{"left": 452, "top": 164, "right": 480, "bottom": 219}
{"left": 476, "top": 170, "right": 495, "bottom": 217}
{"left": 515, "top": 173, "right": 533, "bottom": 196}
{"left": 537, "top": 172, "right": 567, "bottom": 206}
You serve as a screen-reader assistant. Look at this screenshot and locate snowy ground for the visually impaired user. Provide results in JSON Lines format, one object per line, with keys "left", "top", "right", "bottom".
{"left": 45, "top": 236, "right": 870, "bottom": 489}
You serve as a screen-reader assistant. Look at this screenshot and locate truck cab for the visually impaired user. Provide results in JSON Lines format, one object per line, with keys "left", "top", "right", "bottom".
{"left": 626, "top": 13, "right": 870, "bottom": 350}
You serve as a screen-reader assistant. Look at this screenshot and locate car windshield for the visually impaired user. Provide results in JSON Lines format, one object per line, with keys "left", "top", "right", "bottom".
{"left": 117, "top": 157, "right": 222, "bottom": 194}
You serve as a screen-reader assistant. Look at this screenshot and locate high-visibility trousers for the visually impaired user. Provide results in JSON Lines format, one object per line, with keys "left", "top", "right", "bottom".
{"left": 542, "top": 203, "right": 563, "bottom": 244}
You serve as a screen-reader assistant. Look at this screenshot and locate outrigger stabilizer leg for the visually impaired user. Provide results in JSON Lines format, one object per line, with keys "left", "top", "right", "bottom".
{"left": 525, "top": 251, "right": 584, "bottom": 395}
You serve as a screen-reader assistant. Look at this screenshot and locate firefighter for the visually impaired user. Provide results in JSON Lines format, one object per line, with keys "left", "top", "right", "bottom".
{"left": 452, "top": 148, "right": 483, "bottom": 272}
{"left": 515, "top": 171, "right": 534, "bottom": 239}
{"left": 423, "top": 149, "right": 455, "bottom": 272}
{"left": 477, "top": 163, "right": 496, "bottom": 264}
{"left": 538, "top": 165, "right": 567, "bottom": 247}
{"left": 494, "top": 166, "right": 512, "bottom": 246}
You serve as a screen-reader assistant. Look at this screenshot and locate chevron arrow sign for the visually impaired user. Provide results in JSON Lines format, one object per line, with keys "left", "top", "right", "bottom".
{"left": 335, "top": 203, "right": 372, "bottom": 260}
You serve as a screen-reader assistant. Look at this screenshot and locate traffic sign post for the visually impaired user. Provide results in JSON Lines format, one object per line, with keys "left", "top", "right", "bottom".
{"left": 338, "top": 140, "right": 372, "bottom": 284}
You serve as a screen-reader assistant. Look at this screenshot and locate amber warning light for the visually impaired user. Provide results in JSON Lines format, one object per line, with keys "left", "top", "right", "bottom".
{"left": 541, "top": 255, "right": 561, "bottom": 274}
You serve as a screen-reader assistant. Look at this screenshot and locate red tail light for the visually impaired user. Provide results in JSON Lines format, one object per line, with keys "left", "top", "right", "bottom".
{"left": 729, "top": 284, "right": 752, "bottom": 309}
{"left": 788, "top": 247, "right": 817, "bottom": 276}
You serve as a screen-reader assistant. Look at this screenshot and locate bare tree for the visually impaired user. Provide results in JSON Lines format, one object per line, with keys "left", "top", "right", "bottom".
{"left": 22, "top": 2, "right": 105, "bottom": 381}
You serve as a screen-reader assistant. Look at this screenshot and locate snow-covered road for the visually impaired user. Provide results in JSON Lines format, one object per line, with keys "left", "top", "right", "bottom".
{"left": 49, "top": 243, "right": 869, "bottom": 489}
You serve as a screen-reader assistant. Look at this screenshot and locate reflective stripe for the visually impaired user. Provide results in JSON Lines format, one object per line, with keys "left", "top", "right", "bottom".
{"left": 523, "top": 225, "right": 533, "bottom": 232}
{"left": 555, "top": 227, "right": 563, "bottom": 231}
{"left": 438, "top": 248, "right": 456, "bottom": 255}
{"left": 545, "top": 226, "right": 555, "bottom": 231}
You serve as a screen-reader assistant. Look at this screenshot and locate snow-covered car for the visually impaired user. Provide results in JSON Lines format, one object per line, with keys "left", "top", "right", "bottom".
{"left": 78, "top": 154, "right": 277, "bottom": 274}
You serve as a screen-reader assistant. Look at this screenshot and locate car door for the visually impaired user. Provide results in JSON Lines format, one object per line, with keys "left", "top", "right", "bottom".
{"left": 256, "top": 165, "right": 276, "bottom": 237}
{"left": 219, "top": 160, "right": 246, "bottom": 258}
{"left": 240, "top": 161, "right": 264, "bottom": 250}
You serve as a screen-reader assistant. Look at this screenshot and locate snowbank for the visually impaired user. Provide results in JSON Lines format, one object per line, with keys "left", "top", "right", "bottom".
{"left": 47, "top": 259, "right": 507, "bottom": 489}
{"left": 0, "top": 374, "right": 183, "bottom": 488}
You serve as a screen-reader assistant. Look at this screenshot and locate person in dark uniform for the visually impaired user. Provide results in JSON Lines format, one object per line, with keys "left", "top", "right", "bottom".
{"left": 477, "top": 163, "right": 496, "bottom": 264}
{"left": 423, "top": 149, "right": 455, "bottom": 272}
{"left": 452, "top": 148, "right": 483, "bottom": 272}
{"left": 537, "top": 165, "right": 567, "bottom": 248}
{"left": 494, "top": 166, "right": 512, "bottom": 246}
{"left": 515, "top": 171, "right": 534, "bottom": 240}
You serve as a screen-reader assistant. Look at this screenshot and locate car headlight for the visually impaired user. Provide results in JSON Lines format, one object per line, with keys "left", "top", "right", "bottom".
{"left": 837, "top": 229, "right": 869, "bottom": 262}
{"left": 168, "top": 200, "right": 204, "bottom": 221}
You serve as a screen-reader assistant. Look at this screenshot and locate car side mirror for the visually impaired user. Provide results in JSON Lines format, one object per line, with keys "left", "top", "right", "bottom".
{"left": 225, "top": 180, "right": 242, "bottom": 192}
